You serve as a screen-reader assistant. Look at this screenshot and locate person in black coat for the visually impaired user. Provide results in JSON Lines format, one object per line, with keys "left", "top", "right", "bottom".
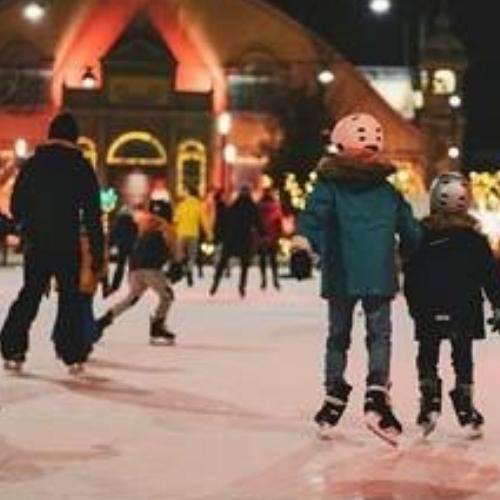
{"left": 0, "top": 112, "right": 104, "bottom": 373}
{"left": 404, "top": 172, "right": 500, "bottom": 437}
{"left": 209, "top": 185, "right": 262, "bottom": 297}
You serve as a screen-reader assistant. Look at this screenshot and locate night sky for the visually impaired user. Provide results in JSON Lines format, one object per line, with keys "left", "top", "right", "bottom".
{"left": 267, "top": 0, "right": 500, "bottom": 167}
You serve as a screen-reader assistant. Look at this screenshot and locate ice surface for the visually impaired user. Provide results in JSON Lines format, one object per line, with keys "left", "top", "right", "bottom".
{"left": 0, "top": 265, "right": 499, "bottom": 499}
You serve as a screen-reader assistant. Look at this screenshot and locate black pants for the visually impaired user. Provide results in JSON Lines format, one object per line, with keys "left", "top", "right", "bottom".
{"left": 417, "top": 335, "right": 473, "bottom": 386}
{"left": 212, "top": 248, "right": 250, "bottom": 294}
{"left": 258, "top": 245, "right": 279, "bottom": 288}
{"left": 111, "top": 249, "right": 128, "bottom": 291}
{"left": 0, "top": 250, "right": 90, "bottom": 365}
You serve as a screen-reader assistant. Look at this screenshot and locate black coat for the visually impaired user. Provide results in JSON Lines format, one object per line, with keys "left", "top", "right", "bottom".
{"left": 403, "top": 213, "right": 500, "bottom": 340}
{"left": 11, "top": 141, "right": 104, "bottom": 265}
{"left": 222, "top": 195, "right": 262, "bottom": 257}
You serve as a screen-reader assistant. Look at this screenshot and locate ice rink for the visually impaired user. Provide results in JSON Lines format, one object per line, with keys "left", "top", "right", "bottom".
{"left": 1, "top": 265, "right": 500, "bottom": 499}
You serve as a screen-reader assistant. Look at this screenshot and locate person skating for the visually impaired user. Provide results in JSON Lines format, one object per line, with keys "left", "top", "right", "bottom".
{"left": 209, "top": 185, "right": 262, "bottom": 298}
{"left": 404, "top": 172, "right": 500, "bottom": 439}
{"left": 1, "top": 112, "right": 104, "bottom": 374}
{"left": 174, "top": 185, "right": 211, "bottom": 287}
{"left": 257, "top": 188, "right": 283, "bottom": 290}
{"left": 291, "top": 113, "right": 421, "bottom": 444}
{"left": 52, "top": 225, "right": 109, "bottom": 373}
{"left": 95, "top": 201, "right": 182, "bottom": 345}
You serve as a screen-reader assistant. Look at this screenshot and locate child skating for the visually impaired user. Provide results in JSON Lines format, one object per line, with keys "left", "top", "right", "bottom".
{"left": 96, "top": 201, "right": 182, "bottom": 345}
{"left": 291, "top": 113, "right": 421, "bottom": 445}
{"left": 404, "top": 172, "right": 500, "bottom": 438}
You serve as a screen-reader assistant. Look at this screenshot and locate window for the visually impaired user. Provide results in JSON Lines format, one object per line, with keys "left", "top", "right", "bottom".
{"left": 432, "top": 69, "right": 456, "bottom": 95}
{"left": 107, "top": 131, "right": 167, "bottom": 167}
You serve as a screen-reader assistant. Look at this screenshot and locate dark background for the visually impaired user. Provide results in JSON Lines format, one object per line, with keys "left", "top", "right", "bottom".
{"left": 267, "top": 0, "right": 500, "bottom": 166}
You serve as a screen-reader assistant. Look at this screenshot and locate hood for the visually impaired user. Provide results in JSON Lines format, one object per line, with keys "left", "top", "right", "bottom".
{"left": 422, "top": 212, "right": 480, "bottom": 232}
{"left": 34, "top": 139, "right": 83, "bottom": 162}
{"left": 315, "top": 155, "right": 396, "bottom": 190}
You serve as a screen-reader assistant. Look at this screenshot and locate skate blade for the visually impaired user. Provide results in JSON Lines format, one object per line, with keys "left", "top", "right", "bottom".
{"left": 4, "top": 361, "right": 23, "bottom": 374}
{"left": 316, "top": 424, "right": 336, "bottom": 441}
{"left": 465, "top": 424, "right": 484, "bottom": 440}
{"left": 68, "top": 364, "right": 85, "bottom": 376}
{"left": 149, "top": 338, "right": 176, "bottom": 346}
{"left": 365, "top": 414, "right": 400, "bottom": 448}
{"left": 421, "top": 412, "right": 439, "bottom": 438}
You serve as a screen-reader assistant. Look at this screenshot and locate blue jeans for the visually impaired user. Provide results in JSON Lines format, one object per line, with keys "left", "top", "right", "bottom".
{"left": 326, "top": 297, "right": 392, "bottom": 393}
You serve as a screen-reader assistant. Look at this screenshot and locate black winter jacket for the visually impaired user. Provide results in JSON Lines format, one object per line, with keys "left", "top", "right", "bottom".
{"left": 404, "top": 213, "right": 500, "bottom": 339}
{"left": 11, "top": 140, "right": 104, "bottom": 265}
{"left": 129, "top": 231, "right": 170, "bottom": 270}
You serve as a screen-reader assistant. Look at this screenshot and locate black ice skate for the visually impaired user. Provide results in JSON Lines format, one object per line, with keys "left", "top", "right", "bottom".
{"left": 364, "top": 386, "right": 402, "bottom": 447}
{"left": 449, "top": 386, "right": 484, "bottom": 439}
{"left": 150, "top": 317, "right": 176, "bottom": 346}
{"left": 417, "top": 379, "right": 442, "bottom": 437}
{"left": 314, "top": 382, "right": 352, "bottom": 440}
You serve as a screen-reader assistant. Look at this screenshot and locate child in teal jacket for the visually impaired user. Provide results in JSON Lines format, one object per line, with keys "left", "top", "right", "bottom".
{"left": 292, "top": 113, "right": 421, "bottom": 444}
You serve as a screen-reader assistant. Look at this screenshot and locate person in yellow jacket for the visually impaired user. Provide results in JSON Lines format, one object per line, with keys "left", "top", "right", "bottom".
{"left": 174, "top": 185, "right": 212, "bottom": 286}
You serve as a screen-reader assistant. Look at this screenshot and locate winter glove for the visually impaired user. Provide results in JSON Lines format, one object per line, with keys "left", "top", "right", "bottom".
{"left": 290, "top": 249, "right": 313, "bottom": 280}
{"left": 166, "top": 261, "right": 185, "bottom": 284}
{"left": 488, "top": 309, "right": 500, "bottom": 333}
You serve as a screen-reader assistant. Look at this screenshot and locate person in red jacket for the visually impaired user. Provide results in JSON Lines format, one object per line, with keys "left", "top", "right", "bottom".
{"left": 257, "top": 188, "right": 283, "bottom": 290}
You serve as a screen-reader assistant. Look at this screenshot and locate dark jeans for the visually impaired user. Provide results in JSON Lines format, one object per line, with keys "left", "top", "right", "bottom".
{"left": 212, "top": 248, "right": 251, "bottom": 294}
{"left": 258, "top": 245, "right": 279, "bottom": 288}
{"left": 326, "top": 297, "right": 392, "bottom": 393}
{"left": 0, "top": 250, "right": 90, "bottom": 365}
{"left": 417, "top": 335, "right": 473, "bottom": 386}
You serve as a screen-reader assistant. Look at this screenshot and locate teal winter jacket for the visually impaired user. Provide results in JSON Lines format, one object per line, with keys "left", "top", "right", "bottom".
{"left": 297, "top": 156, "right": 422, "bottom": 299}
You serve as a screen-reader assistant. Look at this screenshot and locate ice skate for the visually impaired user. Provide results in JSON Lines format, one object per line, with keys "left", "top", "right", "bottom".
{"left": 4, "top": 359, "right": 23, "bottom": 373}
{"left": 68, "top": 363, "right": 85, "bottom": 376}
{"left": 364, "top": 386, "right": 402, "bottom": 447}
{"left": 150, "top": 317, "right": 176, "bottom": 346}
{"left": 417, "top": 380, "right": 442, "bottom": 437}
{"left": 449, "top": 386, "right": 484, "bottom": 439}
{"left": 314, "top": 382, "right": 352, "bottom": 440}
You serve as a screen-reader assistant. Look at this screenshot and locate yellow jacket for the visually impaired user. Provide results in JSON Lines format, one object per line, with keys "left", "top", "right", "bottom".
{"left": 174, "top": 195, "right": 212, "bottom": 240}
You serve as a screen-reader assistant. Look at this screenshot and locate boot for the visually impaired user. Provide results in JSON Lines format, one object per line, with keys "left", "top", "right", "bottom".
{"left": 314, "top": 381, "right": 352, "bottom": 440}
{"left": 449, "top": 385, "right": 484, "bottom": 439}
{"left": 150, "top": 317, "right": 176, "bottom": 346}
{"left": 417, "top": 379, "right": 442, "bottom": 436}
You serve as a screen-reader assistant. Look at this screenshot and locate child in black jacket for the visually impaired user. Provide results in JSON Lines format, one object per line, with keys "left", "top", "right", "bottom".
{"left": 404, "top": 172, "right": 500, "bottom": 438}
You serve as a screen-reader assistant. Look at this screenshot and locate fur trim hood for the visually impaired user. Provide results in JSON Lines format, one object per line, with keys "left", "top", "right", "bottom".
{"left": 316, "top": 154, "right": 396, "bottom": 185}
{"left": 423, "top": 212, "right": 480, "bottom": 232}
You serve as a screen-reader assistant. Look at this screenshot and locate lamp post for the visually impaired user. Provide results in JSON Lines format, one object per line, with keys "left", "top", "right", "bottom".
{"left": 217, "top": 112, "right": 232, "bottom": 194}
